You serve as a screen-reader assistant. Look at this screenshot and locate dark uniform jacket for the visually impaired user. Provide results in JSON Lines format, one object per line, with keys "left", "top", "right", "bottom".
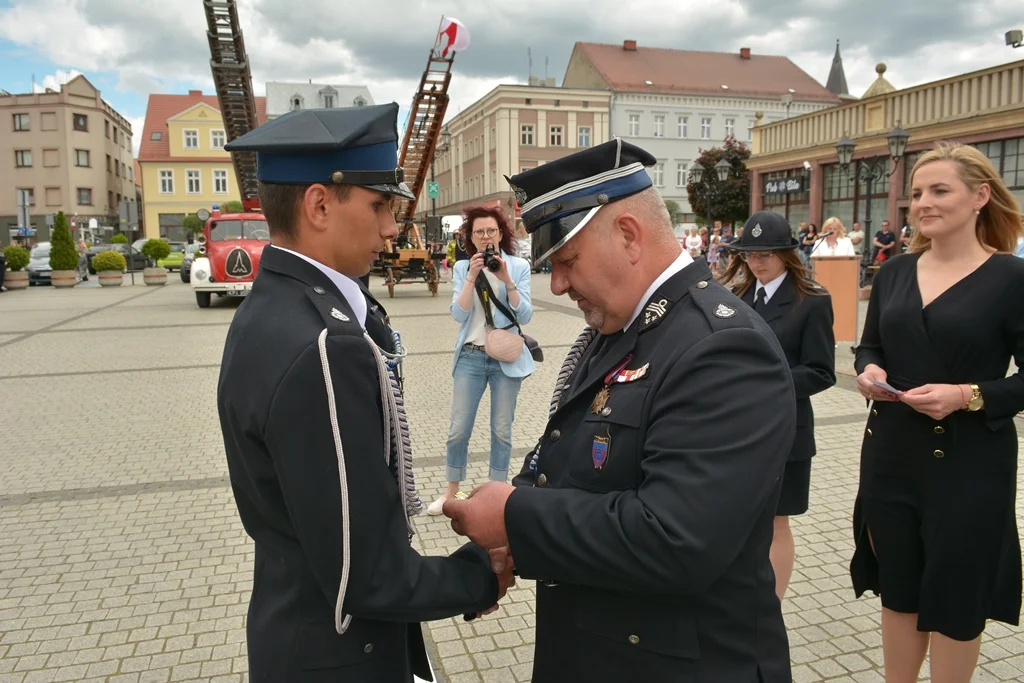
{"left": 218, "top": 245, "right": 498, "bottom": 683}
{"left": 740, "top": 275, "right": 836, "bottom": 461}
{"left": 507, "top": 260, "right": 797, "bottom": 682}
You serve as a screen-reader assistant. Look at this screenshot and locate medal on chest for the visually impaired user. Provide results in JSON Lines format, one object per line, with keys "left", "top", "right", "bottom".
{"left": 589, "top": 354, "right": 650, "bottom": 414}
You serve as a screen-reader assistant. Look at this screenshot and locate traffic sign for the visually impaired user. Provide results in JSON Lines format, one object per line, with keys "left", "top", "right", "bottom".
{"left": 427, "top": 182, "right": 439, "bottom": 199}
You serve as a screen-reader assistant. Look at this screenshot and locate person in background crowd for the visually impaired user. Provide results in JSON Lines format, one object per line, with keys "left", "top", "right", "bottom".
{"left": 812, "top": 217, "right": 856, "bottom": 258}
{"left": 685, "top": 227, "right": 703, "bottom": 258}
{"left": 799, "top": 223, "right": 818, "bottom": 266}
{"left": 723, "top": 211, "right": 836, "bottom": 600}
{"left": 849, "top": 221, "right": 865, "bottom": 255}
{"left": 428, "top": 204, "right": 534, "bottom": 515}
{"left": 853, "top": 142, "right": 1024, "bottom": 683}
{"left": 707, "top": 225, "right": 721, "bottom": 273}
{"left": 0, "top": 246, "right": 7, "bottom": 292}
{"left": 872, "top": 220, "right": 897, "bottom": 262}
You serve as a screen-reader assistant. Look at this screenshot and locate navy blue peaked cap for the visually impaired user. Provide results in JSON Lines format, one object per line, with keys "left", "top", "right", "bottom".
{"left": 506, "top": 138, "right": 656, "bottom": 264}
{"left": 728, "top": 211, "right": 800, "bottom": 251}
{"left": 223, "top": 102, "right": 414, "bottom": 199}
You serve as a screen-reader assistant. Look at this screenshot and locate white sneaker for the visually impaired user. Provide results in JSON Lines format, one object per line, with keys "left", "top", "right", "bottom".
{"left": 426, "top": 495, "right": 449, "bottom": 516}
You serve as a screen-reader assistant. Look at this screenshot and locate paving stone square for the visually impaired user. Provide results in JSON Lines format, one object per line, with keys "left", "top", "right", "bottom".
{"left": 1, "top": 276, "right": 1022, "bottom": 682}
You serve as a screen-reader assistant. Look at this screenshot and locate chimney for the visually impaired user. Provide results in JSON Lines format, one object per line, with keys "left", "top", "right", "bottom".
{"left": 739, "top": 47, "right": 751, "bottom": 60}
{"left": 623, "top": 40, "right": 637, "bottom": 51}
{"left": 188, "top": 89, "right": 202, "bottom": 96}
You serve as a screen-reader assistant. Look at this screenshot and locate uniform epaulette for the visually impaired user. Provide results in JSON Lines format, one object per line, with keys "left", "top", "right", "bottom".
{"left": 687, "top": 279, "right": 753, "bottom": 332}
{"left": 304, "top": 285, "right": 362, "bottom": 336}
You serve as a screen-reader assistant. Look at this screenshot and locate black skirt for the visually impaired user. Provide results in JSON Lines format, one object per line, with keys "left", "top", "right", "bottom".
{"left": 776, "top": 459, "right": 811, "bottom": 517}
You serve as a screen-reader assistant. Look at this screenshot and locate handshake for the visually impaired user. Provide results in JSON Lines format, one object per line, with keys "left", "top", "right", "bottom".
{"left": 442, "top": 482, "right": 518, "bottom": 619}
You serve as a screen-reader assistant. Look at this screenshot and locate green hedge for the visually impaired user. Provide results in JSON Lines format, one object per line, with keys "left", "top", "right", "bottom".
{"left": 3, "top": 245, "right": 30, "bottom": 271}
{"left": 92, "top": 250, "right": 127, "bottom": 272}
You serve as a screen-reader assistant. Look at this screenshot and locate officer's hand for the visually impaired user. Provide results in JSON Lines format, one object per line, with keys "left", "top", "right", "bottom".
{"left": 488, "top": 546, "right": 514, "bottom": 574}
{"left": 468, "top": 253, "right": 485, "bottom": 279}
{"left": 442, "top": 481, "right": 513, "bottom": 549}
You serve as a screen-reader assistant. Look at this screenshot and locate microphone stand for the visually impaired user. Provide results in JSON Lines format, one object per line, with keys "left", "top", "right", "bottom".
{"left": 806, "top": 231, "right": 835, "bottom": 276}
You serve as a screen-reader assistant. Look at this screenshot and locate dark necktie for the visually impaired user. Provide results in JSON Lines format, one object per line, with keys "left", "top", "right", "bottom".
{"left": 754, "top": 287, "right": 766, "bottom": 311}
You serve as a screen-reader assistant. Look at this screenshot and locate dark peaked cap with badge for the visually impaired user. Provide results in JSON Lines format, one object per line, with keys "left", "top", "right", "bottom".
{"left": 727, "top": 211, "right": 801, "bottom": 252}
{"left": 507, "top": 138, "right": 657, "bottom": 264}
{"left": 223, "top": 102, "right": 415, "bottom": 199}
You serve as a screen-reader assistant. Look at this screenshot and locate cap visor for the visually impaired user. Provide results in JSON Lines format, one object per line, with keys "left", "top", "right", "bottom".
{"left": 531, "top": 207, "right": 601, "bottom": 265}
{"left": 367, "top": 182, "right": 415, "bottom": 200}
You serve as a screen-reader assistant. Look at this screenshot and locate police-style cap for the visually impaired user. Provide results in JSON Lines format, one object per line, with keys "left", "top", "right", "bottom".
{"left": 506, "top": 138, "right": 656, "bottom": 264}
{"left": 223, "top": 102, "right": 414, "bottom": 200}
{"left": 728, "top": 211, "right": 800, "bottom": 251}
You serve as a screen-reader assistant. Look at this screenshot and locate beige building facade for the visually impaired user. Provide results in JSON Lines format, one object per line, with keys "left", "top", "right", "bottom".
{"left": 417, "top": 84, "right": 611, "bottom": 222}
{"left": 0, "top": 75, "right": 135, "bottom": 243}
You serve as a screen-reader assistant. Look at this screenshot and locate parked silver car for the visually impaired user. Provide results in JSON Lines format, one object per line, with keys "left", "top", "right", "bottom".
{"left": 26, "top": 242, "right": 89, "bottom": 286}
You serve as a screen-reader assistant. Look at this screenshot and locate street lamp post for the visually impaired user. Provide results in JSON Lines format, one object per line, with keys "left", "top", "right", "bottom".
{"left": 689, "top": 157, "right": 733, "bottom": 232}
{"left": 835, "top": 124, "right": 909, "bottom": 287}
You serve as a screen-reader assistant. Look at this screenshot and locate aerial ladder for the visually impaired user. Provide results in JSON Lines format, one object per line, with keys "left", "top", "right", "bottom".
{"left": 203, "top": 0, "right": 261, "bottom": 211}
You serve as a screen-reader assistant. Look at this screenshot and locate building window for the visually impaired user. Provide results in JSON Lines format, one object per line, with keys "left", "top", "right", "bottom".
{"left": 186, "top": 170, "right": 201, "bottom": 194}
{"left": 214, "top": 169, "right": 228, "bottom": 194}
{"left": 108, "top": 190, "right": 115, "bottom": 208}
{"left": 45, "top": 187, "right": 61, "bottom": 206}
{"left": 725, "top": 118, "right": 735, "bottom": 138}
{"left": 115, "top": 162, "right": 120, "bottom": 177}
{"left": 971, "top": 137, "right": 1024, "bottom": 202}
{"left": 353, "top": 97, "right": 366, "bottom": 107}
{"left": 112, "top": 128, "right": 118, "bottom": 144}
{"left": 159, "top": 170, "right": 174, "bottom": 194}
{"left": 748, "top": 120, "right": 755, "bottom": 141}
{"left": 211, "top": 130, "right": 226, "bottom": 149}
{"left": 652, "top": 161, "right": 664, "bottom": 187}
{"left": 578, "top": 126, "right": 591, "bottom": 147}
{"left": 183, "top": 130, "right": 199, "bottom": 149}
{"left": 323, "top": 94, "right": 335, "bottom": 108}
{"left": 15, "top": 150, "right": 32, "bottom": 167}
{"left": 74, "top": 149, "right": 90, "bottom": 167}
{"left": 106, "top": 155, "right": 112, "bottom": 172}
{"left": 677, "top": 162, "right": 688, "bottom": 187}
{"left": 77, "top": 188, "right": 93, "bottom": 205}
{"left": 653, "top": 115, "right": 665, "bottom": 138}
{"left": 520, "top": 124, "right": 534, "bottom": 145}
{"left": 701, "top": 117, "right": 711, "bottom": 139}
{"left": 290, "top": 95, "right": 303, "bottom": 111}
{"left": 628, "top": 113, "right": 640, "bottom": 137}
{"left": 73, "top": 114, "right": 88, "bottom": 131}
{"left": 105, "top": 120, "right": 110, "bottom": 137}
{"left": 678, "top": 116, "right": 688, "bottom": 138}
{"left": 763, "top": 169, "right": 812, "bottom": 226}
{"left": 150, "top": 131, "right": 162, "bottom": 141}
{"left": 13, "top": 113, "right": 29, "bottom": 131}
{"left": 550, "top": 126, "right": 563, "bottom": 146}
{"left": 121, "top": 161, "right": 126, "bottom": 177}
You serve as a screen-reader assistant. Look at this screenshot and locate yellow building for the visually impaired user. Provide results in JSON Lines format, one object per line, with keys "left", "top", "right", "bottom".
{"left": 138, "top": 90, "right": 266, "bottom": 240}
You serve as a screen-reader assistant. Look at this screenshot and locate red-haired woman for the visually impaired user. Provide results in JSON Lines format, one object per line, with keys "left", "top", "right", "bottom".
{"left": 427, "top": 204, "right": 535, "bottom": 515}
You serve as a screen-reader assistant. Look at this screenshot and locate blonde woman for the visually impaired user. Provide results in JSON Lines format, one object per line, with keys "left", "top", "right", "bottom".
{"left": 811, "top": 216, "right": 855, "bottom": 257}
{"left": 853, "top": 142, "right": 1024, "bottom": 683}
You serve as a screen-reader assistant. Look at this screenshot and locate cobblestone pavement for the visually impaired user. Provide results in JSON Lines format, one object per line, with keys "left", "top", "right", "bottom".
{"left": 1, "top": 275, "right": 1022, "bottom": 683}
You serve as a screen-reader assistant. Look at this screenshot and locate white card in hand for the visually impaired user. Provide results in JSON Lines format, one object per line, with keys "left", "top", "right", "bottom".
{"left": 871, "top": 379, "right": 903, "bottom": 395}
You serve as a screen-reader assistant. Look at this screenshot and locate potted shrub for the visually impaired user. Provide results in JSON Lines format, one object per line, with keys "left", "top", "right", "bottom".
{"left": 2, "top": 244, "right": 30, "bottom": 290}
{"left": 92, "top": 250, "right": 127, "bottom": 287}
{"left": 49, "top": 211, "right": 80, "bottom": 288}
{"left": 141, "top": 238, "right": 171, "bottom": 286}
{"left": 111, "top": 233, "right": 129, "bottom": 245}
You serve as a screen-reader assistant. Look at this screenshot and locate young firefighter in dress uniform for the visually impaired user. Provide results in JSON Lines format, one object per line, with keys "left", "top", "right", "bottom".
{"left": 217, "top": 103, "right": 512, "bottom": 683}
{"left": 443, "top": 139, "right": 797, "bottom": 682}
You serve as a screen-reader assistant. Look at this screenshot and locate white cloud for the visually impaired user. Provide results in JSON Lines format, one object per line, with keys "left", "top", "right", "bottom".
{"left": 128, "top": 115, "right": 145, "bottom": 157}
{"left": 31, "top": 69, "right": 83, "bottom": 93}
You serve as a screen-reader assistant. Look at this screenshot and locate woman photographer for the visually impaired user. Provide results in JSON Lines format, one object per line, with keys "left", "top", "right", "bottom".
{"left": 427, "top": 205, "right": 535, "bottom": 515}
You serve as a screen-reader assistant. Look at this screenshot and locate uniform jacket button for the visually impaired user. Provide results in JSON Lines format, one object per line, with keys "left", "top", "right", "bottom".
{"left": 933, "top": 449, "right": 944, "bottom": 458}
{"left": 363, "top": 643, "right": 373, "bottom": 654}
{"left": 550, "top": 429, "right": 561, "bottom": 442}
{"left": 313, "top": 286, "right": 325, "bottom": 295}
{"left": 934, "top": 425, "right": 945, "bottom": 434}
{"left": 601, "top": 407, "right": 612, "bottom": 417}
{"left": 537, "top": 474, "right": 548, "bottom": 487}
{"left": 628, "top": 635, "right": 640, "bottom": 645}
{"left": 696, "top": 280, "right": 708, "bottom": 289}
{"left": 872, "top": 409, "right": 878, "bottom": 416}
{"left": 866, "top": 428, "right": 873, "bottom": 436}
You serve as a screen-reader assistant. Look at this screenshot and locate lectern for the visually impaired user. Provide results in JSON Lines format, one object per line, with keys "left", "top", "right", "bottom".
{"left": 811, "top": 255, "right": 859, "bottom": 343}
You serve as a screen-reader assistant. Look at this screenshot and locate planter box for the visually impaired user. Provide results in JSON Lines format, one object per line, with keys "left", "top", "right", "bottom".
{"left": 143, "top": 267, "right": 167, "bottom": 286}
{"left": 5, "top": 270, "right": 28, "bottom": 290}
{"left": 98, "top": 271, "right": 124, "bottom": 287}
{"left": 50, "top": 270, "right": 78, "bottom": 288}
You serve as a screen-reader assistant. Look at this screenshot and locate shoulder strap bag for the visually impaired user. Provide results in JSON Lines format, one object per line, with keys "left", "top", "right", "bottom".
{"left": 474, "top": 276, "right": 544, "bottom": 363}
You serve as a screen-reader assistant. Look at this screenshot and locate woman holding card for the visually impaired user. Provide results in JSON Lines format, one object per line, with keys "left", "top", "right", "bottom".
{"left": 852, "top": 142, "right": 1024, "bottom": 683}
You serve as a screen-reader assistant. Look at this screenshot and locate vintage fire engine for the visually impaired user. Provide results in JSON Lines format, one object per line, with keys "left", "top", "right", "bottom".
{"left": 189, "top": 205, "right": 269, "bottom": 308}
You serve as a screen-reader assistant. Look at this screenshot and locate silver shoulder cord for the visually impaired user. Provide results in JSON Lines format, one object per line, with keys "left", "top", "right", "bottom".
{"left": 316, "top": 328, "right": 419, "bottom": 636}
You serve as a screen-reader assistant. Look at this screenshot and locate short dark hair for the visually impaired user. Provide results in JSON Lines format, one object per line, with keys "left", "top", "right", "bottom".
{"left": 257, "top": 182, "right": 352, "bottom": 238}
{"left": 460, "top": 204, "right": 516, "bottom": 257}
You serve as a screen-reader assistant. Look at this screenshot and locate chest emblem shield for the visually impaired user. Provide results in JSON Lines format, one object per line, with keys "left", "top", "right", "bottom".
{"left": 714, "top": 303, "right": 736, "bottom": 318}
{"left": 592, "top": 435, "right": 610, "bottom": 470}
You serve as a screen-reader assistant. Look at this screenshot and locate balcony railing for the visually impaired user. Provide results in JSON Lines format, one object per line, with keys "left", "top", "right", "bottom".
{"left": 752, "top": 59, "right": 1024, "bottom": 156}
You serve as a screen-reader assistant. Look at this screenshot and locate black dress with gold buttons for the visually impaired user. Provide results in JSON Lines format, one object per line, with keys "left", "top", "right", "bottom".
{"left": 852, "top": 251, "right": 1024, "bottom": 642}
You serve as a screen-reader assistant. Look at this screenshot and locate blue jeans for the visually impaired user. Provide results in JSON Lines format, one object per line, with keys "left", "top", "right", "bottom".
{"left": 446, "top": 347, "right": 524, "bottom": 483}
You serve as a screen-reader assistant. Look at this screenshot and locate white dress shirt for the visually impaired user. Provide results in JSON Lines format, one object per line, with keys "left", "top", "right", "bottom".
{"left": 811, "top": 236, "right": 855, "bottom": 257}
{"left": 271, "top": 245, "right": 368, "bottom": 329}
{"left": 754, "top": 270, "right": 788, "bottom": 304}
{"left": 625, "top": 250, "right": 695, "bottom": 331}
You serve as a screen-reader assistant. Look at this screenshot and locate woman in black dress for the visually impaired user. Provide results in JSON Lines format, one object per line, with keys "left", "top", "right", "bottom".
{"left": 853, "top": 142, "right": 1024, "bottom": 683}
{"left": 722, "top": 211, "right": 837, "bottom": 600}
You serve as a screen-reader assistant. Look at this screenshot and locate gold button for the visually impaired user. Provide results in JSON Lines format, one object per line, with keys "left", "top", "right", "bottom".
{"left": 628, "top": 635, "right": 640, "bottom": 645}
{"left": 866, "top": 428, "right": 872, "bottom": 436}
{"left": 933, "top": 449, "right": 944, "bottom": 458}
{"left": 537, "top": 474, "right": 548, "bottom": 487}
{"left": 872, "top": 409, "right": 878, "bottom": 416}
{"left": 934, "top": 426, "right": 945, "bottom": 434}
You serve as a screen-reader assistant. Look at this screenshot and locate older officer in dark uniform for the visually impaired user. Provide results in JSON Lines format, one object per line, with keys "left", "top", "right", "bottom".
{"left": 218, "top": 103, "right": 510, "bottom": 683}
{"left": 444, "top": 139, "right": 797, "bottom": 682}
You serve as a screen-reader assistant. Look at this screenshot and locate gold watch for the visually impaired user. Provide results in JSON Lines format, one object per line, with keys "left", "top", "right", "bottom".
{"left": 966, "top": 384, "right": 984, "bottom": 411}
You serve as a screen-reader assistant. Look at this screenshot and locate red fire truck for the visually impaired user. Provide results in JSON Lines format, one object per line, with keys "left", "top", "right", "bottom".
{"left": 189, "top": 205, "right": 269, "bottom": 308}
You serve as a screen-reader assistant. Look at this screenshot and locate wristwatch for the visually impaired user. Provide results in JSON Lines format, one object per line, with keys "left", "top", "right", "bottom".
{"left": 966, "top": 383, "right": 985, "bottom": 411}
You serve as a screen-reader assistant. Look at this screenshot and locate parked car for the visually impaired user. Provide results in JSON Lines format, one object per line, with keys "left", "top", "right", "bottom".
{"left": 158, "top": 242, "right": 186, "bottom": 271}
{"left": 86, "top": 244, "right": 148, "bottom": 273}
{"left": 180, "top": 243, "right": 201, "bottom": 283}
{"left": 27, "top": 242, "right": 89, "bottom": 285}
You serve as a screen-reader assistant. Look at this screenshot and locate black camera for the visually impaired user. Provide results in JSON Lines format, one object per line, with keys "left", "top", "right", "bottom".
{"left": 484, "top": 244, "right": 501, "bottom": 272}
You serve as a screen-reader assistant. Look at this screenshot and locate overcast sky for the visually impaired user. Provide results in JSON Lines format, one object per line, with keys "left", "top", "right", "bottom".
{"left": 1, "top": 0, "right": 1022, "bottom": 156}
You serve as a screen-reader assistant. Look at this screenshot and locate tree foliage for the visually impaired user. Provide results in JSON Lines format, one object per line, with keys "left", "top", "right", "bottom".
{"left": 663, "top": 199, "right": 685, "bottom": 225}
{"left": 111, "top": 233, "right": 129, "bottom": 244}
{"left": 49, "top": 211, "right": 79, "bottom": 271}
{"left": 182, "top": 214, "right": 204, "bottom": 235}
{"left": 221, "top": 201, "right": 245, "bottom": 214}
{"left": 141, "top": 238, "right": 171, "bottom": 264}
{"left": 3, "top": 244, "right": 30, "bottom": 271}
{"left": 685, "top": 136, "right": 752, "bottom": 226}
